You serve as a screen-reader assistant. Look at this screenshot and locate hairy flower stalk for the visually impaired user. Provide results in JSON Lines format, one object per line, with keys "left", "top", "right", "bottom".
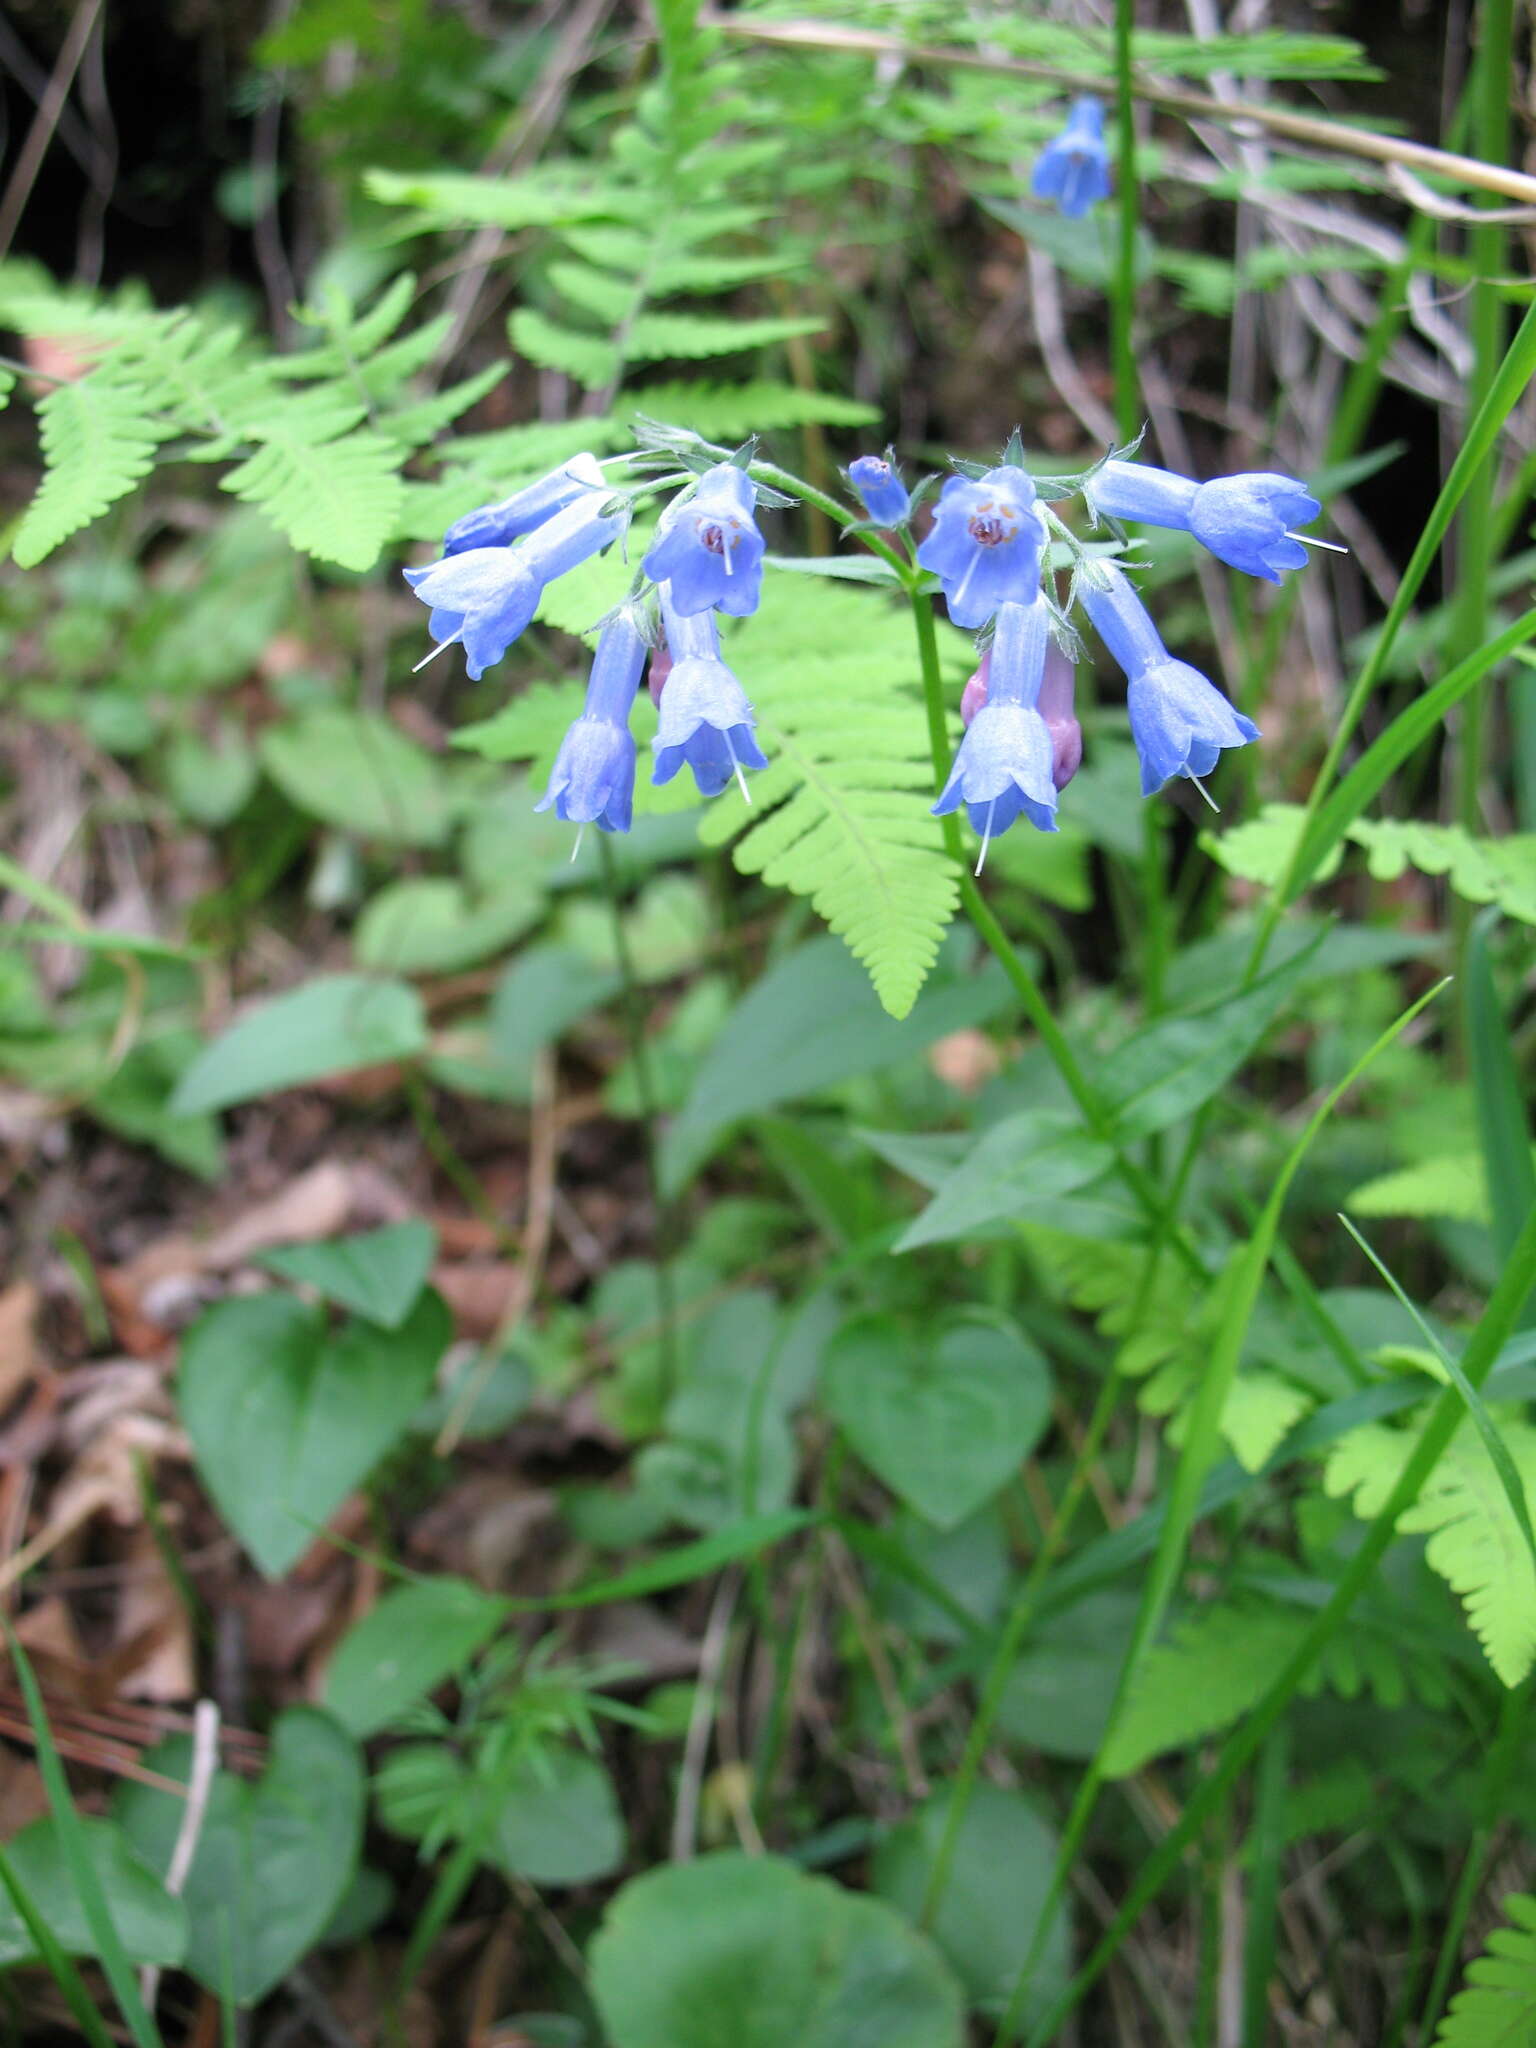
{"left": 652, "top": 585, "right": 768, "bottom": 799}
{"left": 934, "top": 591, "right": 1059, "bottom": 869}
{"left": 1079, "top": 563, "right": 1258, "bottom": 797}
{"left": 405, "top": 493, "right": 625, "bottom": 679}
{"left": 916, "top": 463, "right": 1049, "bottom": 628}
{"left": 1088, "top": 458, "right": 1326, "bottom": 584}
{"left": 442, "top": 451, "right": 607, "bottom": 556}
{"left": 847, "top": 454, "right": 910, "bottom": 527}
{"left": 642, "top": 463, "right": 766, "bottom": 617}
{"left": 1030, "top": 97, "right": 1113, "bottom": 219}
{"left": 535, "top": 609, "right": 647, "bottom": 837}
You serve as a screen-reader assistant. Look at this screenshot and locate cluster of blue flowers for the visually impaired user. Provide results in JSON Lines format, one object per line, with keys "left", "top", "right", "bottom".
{"left": 405, "top": 434, "right": 1324, "bottom": 864}
{"left": 908, "top": 447, "right": 1324, "bottom": 859}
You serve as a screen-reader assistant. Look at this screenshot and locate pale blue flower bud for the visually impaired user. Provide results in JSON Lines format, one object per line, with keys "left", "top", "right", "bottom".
{"left": 847, "top": 455, "right": 910, "bottom": 526}
{"left": 442, "top": 452, "right": 606, "bottom": 555}
{"left": 1031, "top": 98, "right": 1113, "bottom": 219}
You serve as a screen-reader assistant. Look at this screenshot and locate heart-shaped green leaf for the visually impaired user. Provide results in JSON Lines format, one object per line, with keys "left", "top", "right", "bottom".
{"left": 257, "top": 1219, "right": 438, "bottom": 1329}
{"left": 323, "top": 1576, "right": 507, "bottom": 1738}
{"left": 114, "top": 1708, "right": 363, "bottom": 2006}
{"left": 178, "top": 1287, "right": 451, "bottom": 1577}
{"left": 823, "top": 1313, "right": 1052, "bottom": 1528}
{"left": 0, "top": 1817, "right": 186, "bottom": 1969}
{"left": 590, "top": 1852, "right": 963, "bottom": 2048}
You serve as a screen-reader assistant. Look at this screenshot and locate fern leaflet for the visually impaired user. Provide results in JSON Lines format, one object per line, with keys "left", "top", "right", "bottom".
{"left": 1435, "top": 1895, "right": 1536, "bottom": 2048}
{"left": 693, "top": 577, "right": 962, "bottom": 1018}
{"left": 12, "top": 360, "right": 169, "bottom": 567}
{"left": 1326, "top": 1417, "right": 1536, "bottom": 1685}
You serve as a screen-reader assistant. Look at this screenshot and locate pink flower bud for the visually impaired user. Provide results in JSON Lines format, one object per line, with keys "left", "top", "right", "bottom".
{"left": 1038, "top": 644, "right": 1083, "bottom": 789}
{"left": 647, "top": 646, "right": 673, "bottom": 709}
{"left": 960, "top": 648, "right": 991, "bottom": 726}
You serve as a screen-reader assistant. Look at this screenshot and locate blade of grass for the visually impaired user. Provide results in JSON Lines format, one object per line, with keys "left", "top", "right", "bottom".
{"left": 1465, "top": 908, "right": 1536, "bottom": 1267}
{"left": 1337, "top": 1212, "right": 1536, "bottom": 1593}
{"left": 1240, "top": 1724, "right": 1289, "bottom": 2047}
{"left": 1285, "top": 603, "right": 1536, "bottom": 907}
{"left": 1257, "top": 292, "right": 1536, "bottom": 946}
{"left": 1021, "top": 1196, "right": 1536, "bottom": 2045}
{"left": 994, "top": 975, "right": 1451, "bottom": 2046}
{"left": 5, "top": 1628, "right": 162, "bottom": 2048}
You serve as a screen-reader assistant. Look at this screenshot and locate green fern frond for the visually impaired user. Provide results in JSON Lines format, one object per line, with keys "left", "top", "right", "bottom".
{"left": 1104, "top": 1590, "right": 1454, "bottom": 1777}
{"left": 625, "top": 309, "right": 828, "bottom": 362}
{"left": 379, "top": 363, "right": 508, "bottom": 451}
{"left": 1326, "top": 1418, "right": 1536, "bottom": 1685}
{"left": 1348, "top": 820, "right": 1536, "bottom": 925}
{"left": 509, "top": 309, "right": 621, "bottom": 391}
{"left": 626, "top": 380, "right": 878, "bottom": 438}
{"left": 562, "top": 228, "right": 804, "bottom": 293}
{"left": 693, "top": 579, "right": 960, "bottom": 1018}
{"left": 1435, "top": 1895, "right": 1536, "bottom": 2048}
{"left": 362, "top": 164, "right": 620, "bottom": 230}
{"left": 546, "top": 261, "right": 639, "bottom": 327}
{"left": 221, "top": 420, "right": 404, "bottom": 572}
{"left": 116, "top": 311, "right": 264, "bottom": 436}
{"left": 12, "top": 360, "right": 168, "bottom": 567}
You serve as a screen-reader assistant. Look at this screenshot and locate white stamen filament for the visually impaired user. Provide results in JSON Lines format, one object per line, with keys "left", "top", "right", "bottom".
{"left": 725, "top": 726, "right": 752, "bottom": 806}
{"left": 1286, "top": 531, "right": 1349, "bottom": 555}
{"left": 975, "top": 797, "right": 996, "bottom": 877}
{"left": 570, "top": 824, "right": 586, "bottom": 863}
{"left": 1187, "top": 772, "right": 1221, "bottom": 814}
{"left": 412, "top": 632, "right": 462, "bottom": 674}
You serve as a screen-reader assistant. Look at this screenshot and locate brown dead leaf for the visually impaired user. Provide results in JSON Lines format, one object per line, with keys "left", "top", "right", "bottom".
{"left": 407, "top": 1474, "right": 556, "bottom": 1586}
{"left": 432, "top": 1261, "right": 519, "bottom": 1337}
{"left": 0, "top": 1750, "right": 50, "bottom": 1838}
{"left": 112, "top": 1530, "right": 195, "bottom": 1703}
{"left": 0, "top": 1284, "right": 39, "bottom": 1414}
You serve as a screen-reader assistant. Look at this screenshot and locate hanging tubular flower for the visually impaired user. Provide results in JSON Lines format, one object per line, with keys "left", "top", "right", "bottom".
{"left": 442, "top": 452, "right": 607, "bottom": 556}
{"left": 641, "top": 462, "right": 766, "bottom": 618}
{"left": 1030, "top": 98, "right": 1113, "bottom": 219}
{"left": 847, "top": 454, "right": 910, "bottom": 527}
{"left": 916, "top": 463, "right": 1049, "bottom": 629}
{"left": 963, "top": 642, "right": 1083, "bottom": 790}
{"left": 535, "top": 610, "right": 647, "bottom": 835}
{"left": 933, "top": 593, "right": 1058, "bottom": 865}
{"left": 1079, "top": 563, "right": 1258, "bottom": 796}
{"left": 652, "top": 585, "right": 768, "bottom": 798}
{"left": 405, "top": 494, "right": 624, "bottom": 680}
{"left": 1087, "top": 459, "right": 1324, "bottom": 584}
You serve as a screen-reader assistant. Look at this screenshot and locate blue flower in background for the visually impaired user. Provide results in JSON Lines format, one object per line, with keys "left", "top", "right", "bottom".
{"left": 847, "top": 454, "right": 910, "bottom": 527}
{"left": 653, "top": 587, "right": 768, "bottom": 797}
{"left": 443, "top": 451, "right": 607, "bottom": 556}
{"left": 1079, "top": 564, "right": 1258, "bottom": 795}
{"left": 933, "top": 593, "right": 1058, "bottom": 859}
{"left": 1031, "top": 98, "right": 1113, "bottom": 219}
{"left": 535, "top": 610, "right": 648, "bottom": 834}
{"left": 1088, "top": 459, "right": 1323, "bottom": 584}
{"left": 642, "top": 462, "right": 765, "bottom": 617}
{"left": 916, "top": 464, "right": 1048, "bottom": 628}
{"left": 406, "top": 493, "right": 624, "bottom": 679}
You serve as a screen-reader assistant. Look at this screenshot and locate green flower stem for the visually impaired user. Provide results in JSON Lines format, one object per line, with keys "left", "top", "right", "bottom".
{"left": 1451, "top": 0, "right": 1514, "bottom": 856}
{"left": 598, "top": 833, "right": 680, "bottom": 1401}
{"left": 906, "top": 589, "right": 1201, "bottom": 1273}
{"left": 1110, "top": 0, "right": 1141, "bottom": 449}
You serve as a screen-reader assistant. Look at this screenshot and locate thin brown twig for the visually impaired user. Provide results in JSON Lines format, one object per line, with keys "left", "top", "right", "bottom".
{"left": 0, "top": 0, "right": 105, "bottom": 261}
{"left": 703, "top": 13, "right": 1536, "bottom": 207}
